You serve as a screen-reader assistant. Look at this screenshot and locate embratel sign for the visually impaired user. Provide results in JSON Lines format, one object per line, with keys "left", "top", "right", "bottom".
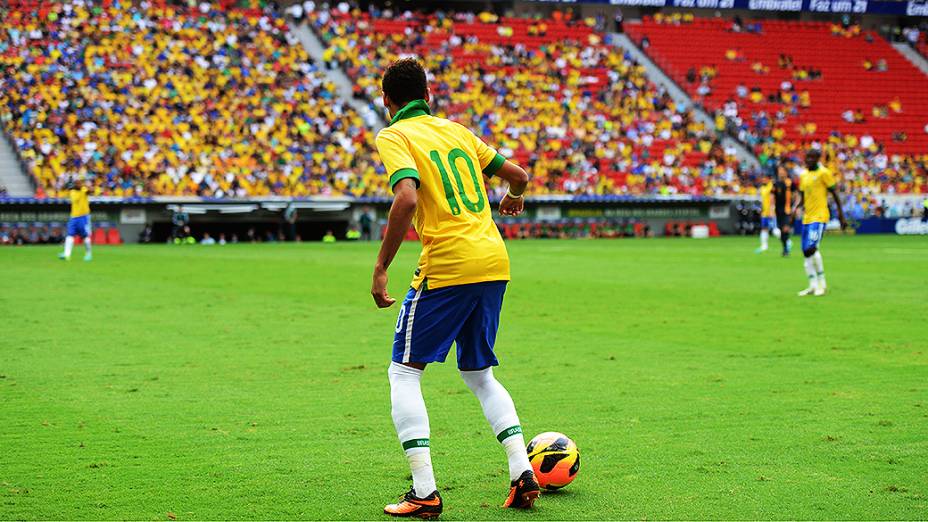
{"left": 534, "top": 0, "right": 928, "bottom": 17}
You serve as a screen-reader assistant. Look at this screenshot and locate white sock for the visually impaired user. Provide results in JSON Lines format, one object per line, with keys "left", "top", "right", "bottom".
{"left": 460, "top": 368, "right": 532, "bottom": 481}
{"left": 64, "top": 236, "right": 74, "bottom": 257}
{"left": 812, "top": 251, "right": 825, "bottom": 288}
{"left": 804, "top": 256, "right": 818, "bottom": 289}
{"left": 84, "top": 237, "right": 92, "bottom": 254}
{"left": 388, "top": 362, "right": 436, "bottom": 497}
{"left": 760, "top": 230, "right": 768, "bottom": 249}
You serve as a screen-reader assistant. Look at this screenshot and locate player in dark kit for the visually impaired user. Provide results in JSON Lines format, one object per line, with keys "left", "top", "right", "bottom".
{"left": 773, "top": 165, "right": 795, "bottom": 257}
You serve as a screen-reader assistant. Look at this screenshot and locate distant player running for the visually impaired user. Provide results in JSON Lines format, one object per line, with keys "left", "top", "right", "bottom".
{"left": 755, "top": 174, "right": 777, "bottom": 253}
{"left": 772, "top": 165, "right": 795, "bottom": 257}
{"left": 793, "top": 149, "right": 845, "bottom": 296}
{"left": 59, "top": 181, "right": 93, "bottom": 262}
{"left": 371, "top": 58, "right": 537, "bottom": 518}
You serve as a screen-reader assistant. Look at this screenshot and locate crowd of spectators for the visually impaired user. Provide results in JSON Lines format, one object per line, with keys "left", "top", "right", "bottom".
{"left": 1, "top": 1, "right": 924, "bottom": 202}
{"left": 1, "top": 0, "right": 381, "bottom": 198}
{"left": 755, "top": 134, "right": 927, "bottom": 197}
{"left": 632, "top": 16, "right": 928, "bottom": 197}
{"left": 308, "top": 6, "right": 754, "bottom": 197}
{"left": 893, "top": 23, "right": 927, "bottom": 58}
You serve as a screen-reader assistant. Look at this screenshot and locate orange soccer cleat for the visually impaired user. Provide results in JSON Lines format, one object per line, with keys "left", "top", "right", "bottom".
{"left": 502, "top": 470, "right": 541, "bottom": 509}
{"left": 384, "top": 487, "right": 443, "bottom": 519}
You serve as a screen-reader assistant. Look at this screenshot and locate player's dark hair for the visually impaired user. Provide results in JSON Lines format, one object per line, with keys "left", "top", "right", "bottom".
{"left": 382, "top": 58, "right": 428, "bottom": 108}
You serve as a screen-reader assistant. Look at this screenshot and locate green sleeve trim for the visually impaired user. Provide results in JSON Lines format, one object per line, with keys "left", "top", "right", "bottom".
{"left": 483, "top": 153, "right": 506, "bottom": 177}
{"left": 389, "top": 168, "right": 420, "bottom": 191}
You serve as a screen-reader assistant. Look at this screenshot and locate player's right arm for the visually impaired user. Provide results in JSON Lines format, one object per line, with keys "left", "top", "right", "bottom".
{"left": 371, "top": 127, "right": 420, "bottom": 308}
{"left": 372, "top": 178, "right": 417, "bottom": 308}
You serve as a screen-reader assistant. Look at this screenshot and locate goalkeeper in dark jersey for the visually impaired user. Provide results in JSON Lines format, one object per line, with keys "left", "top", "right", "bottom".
{"left": 773, "top": 165, "right": 796, "bottom": 257}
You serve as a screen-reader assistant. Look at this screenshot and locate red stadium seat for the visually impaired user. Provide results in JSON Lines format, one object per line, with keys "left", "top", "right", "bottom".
{"left": 106, "top": 228, "right": 123, "bottom": 245}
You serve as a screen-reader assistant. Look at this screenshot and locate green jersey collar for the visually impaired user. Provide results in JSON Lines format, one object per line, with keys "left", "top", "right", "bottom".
{"left": 389, "top": 99, "right": 431, "bottom": 126}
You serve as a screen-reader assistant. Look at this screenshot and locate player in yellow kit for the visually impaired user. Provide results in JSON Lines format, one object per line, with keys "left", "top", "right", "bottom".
{"left": 755, "top": 175, "right": 778, "bottom": 254}
{"left": 370, "top": 58, "right": 538, "bottom": 518}
{"left": 793, "top": 149, "right": 845, "bottom": 296}
{"left": 59, "top": 181, "right": 93, "bottom": 261}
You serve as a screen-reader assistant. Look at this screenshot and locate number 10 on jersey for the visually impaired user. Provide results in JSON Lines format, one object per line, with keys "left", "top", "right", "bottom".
{"left": 429, "top": 148, "right": 486, "bottom": 215}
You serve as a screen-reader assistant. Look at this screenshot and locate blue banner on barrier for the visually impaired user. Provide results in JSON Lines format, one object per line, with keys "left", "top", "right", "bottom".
{"left": 529, "top": 0, "right": 928, "bottom": 17}
{"left": 855, "top": 217, "right": 928, "bottom": 234}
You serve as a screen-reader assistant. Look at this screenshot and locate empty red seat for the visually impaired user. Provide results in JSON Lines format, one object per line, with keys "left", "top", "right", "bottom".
{"left": 106, "top": 228, "right": 123, "bottom": 245}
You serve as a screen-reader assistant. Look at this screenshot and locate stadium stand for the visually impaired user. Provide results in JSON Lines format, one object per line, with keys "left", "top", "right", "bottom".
{"left": 626, "top": 15, "right": 928, "bottom": 194}
{"left": 308, "top": 7, "right": 754, "bottom": 196}
{"left": 0, "top": 1, "right": 383, "bottom": 198}
{"left": 1, "top": 2, "right": 923, "bottom": 200}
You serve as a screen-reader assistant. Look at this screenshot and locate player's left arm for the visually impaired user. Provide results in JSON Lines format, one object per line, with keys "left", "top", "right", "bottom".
{"left": 372, "top": 178, "right": 418, "bottom": 308}
{"left": 495, "top": 160, "right": 529, "bottom": 216}
{"left": 824, "top": 169, "right": 846, "bottom": 230}
{"left": 468, "top": 129, "right": 528, "bottom": 216}
{"left": 828, "top": 187, "right": 846, "bottom": 230}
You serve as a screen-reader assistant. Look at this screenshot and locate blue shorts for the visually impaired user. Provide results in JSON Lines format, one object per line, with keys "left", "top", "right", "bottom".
{"left": 801, "top": 222, "right": 826, "bottom": 252}
{"left": 761, "top": 216, "right": 776, "bottom": 230}
{"left": 392, "top": 280, "right": 507, "bottom": 370}
{"left": 67, "top": 215, "right": 91, "bottom": 237}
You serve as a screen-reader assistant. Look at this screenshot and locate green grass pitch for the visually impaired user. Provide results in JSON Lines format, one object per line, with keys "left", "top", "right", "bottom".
{"left": 1, "top": 236, "right": 926, "bottom": 520}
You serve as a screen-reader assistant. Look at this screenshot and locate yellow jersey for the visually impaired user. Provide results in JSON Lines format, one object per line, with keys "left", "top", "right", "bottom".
{"left": 760, "top": 181, "right": 774, "bottom": 217}
{"left": 69, "top": 187, "right": 90, "bottom": 217}
{"left": 376, "top": 99, "right": 509, "bottom": 290}
{"left": 799, "top": 165, "right": 836, "bottom": 224}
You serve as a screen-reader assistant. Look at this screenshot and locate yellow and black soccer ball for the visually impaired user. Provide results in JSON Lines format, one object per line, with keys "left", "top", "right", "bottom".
{"left": 526, "top": 432, "right": 580, "bottom": 490}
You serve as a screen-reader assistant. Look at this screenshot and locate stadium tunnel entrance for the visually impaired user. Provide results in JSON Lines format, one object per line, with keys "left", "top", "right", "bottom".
{"left": 132, "top": 202, "right": 363, "bottom": 243}
{"left": 149, "top": 219, "right": 348, "bottom": 244}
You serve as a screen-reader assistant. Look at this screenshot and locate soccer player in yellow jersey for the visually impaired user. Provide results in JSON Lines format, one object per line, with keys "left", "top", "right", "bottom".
{"left": 59, "top": 181, "right": 93, "bottom": 261}
{"left": 755, "top": 175, "right": 777, "bottom": 254}
{"left": 370, "top": 58, "right": 537, "bottom": 518}
{"left": 793, "top": 149, "right": 846, "bottom": 296}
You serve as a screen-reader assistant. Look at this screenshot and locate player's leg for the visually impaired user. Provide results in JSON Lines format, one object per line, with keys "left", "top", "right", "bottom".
{"left": 456, "top": 282, "right": 538, "bottom": 509}
{"left": 756, "top": 217, "right": 770, "bottom": 253}
{"left": 798, "top": 223, "right": 823, "bottom": 296}
{"left": 83, "top": 218, "right": 92, "bottom": 261}
{"left": 778, "top": 216, "right": 792, "bottom": 257}
{"left": 60, "top": 235, "right": 74, "bottom": 260}
{"left": 811, "top": 236, "right": 826, "bottom": 294}
{"left": 385, "top": 284, "right": 471, "bottom": 518}
{"left": 386, "top": 361, "right": 441, "bottom": 513}
{"left": 60, "top": 218, "right": 77, "bottom": 260}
